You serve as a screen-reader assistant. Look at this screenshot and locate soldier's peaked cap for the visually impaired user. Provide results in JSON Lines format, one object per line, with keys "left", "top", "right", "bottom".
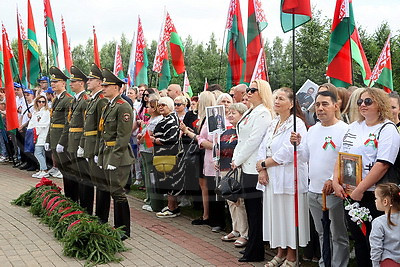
{"left": 50, "top": 66, "right": 69, "bottom": 82}
{"left": 87, "top": 63, "right": 103, "bottom": 80}
{"left": 70, "top": 65, "right": 88, "bottom": 82}
{"left": 101, "top": 68, "right": 125, "bottom": 86}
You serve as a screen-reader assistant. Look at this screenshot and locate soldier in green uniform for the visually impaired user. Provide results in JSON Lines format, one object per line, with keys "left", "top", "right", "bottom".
{"left": 67, "top": 66, "right": 93, "bottom": 214}
{"left": 79, "top": 63, "right": 110, "bottom": 223}
{"left": 98, "top": 68, "right": 134, "bottom": 240}
{"left": 44, "top": 67, "right": 77, "bottom": 201}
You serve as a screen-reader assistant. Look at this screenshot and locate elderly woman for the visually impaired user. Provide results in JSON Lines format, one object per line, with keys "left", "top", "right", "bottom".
{"left": 333, "top": 87, "right": 400, "bottom": 267}
{"left": 232, "top": 79, "right": 273, "bottom": 262}
{"left": 29, "top": 95, "right": 50, "bottom": 178}
{"left": 219, "top": 103, "right": 249, "bottom": 248}
{"left": 153, "top": 97, "right": 185, "bottom": 218}
{"left": 137, "top": 95, "right": 162, "bottom": 212}
{"left": 174, "top": 95, "right": 187, "bottom": 121}
{"left": 257, "top": 87, "right": 310, "bottom": 267}
{"left": 216, "top": 93, "right": 233, "bottom": 117}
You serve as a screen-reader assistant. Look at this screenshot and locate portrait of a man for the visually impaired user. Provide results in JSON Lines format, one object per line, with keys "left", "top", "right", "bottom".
{"left": 207, "top": 105, "right": 225, "bottom": 133}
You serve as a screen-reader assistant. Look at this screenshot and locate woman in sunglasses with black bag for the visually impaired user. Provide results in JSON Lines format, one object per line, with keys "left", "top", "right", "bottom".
{"left": 333, "top": 87, "right": 400, "bottom": 267}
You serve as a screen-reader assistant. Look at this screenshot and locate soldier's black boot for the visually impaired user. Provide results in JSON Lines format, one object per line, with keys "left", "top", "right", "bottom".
{"left": 114, "top": 201, "right": 130, "bottom": 241}
{"left": 79, "top": 181, "right": 94, "bottom": 215}
{"left": 95, "top": 189, "right": 110, "bottom": 224}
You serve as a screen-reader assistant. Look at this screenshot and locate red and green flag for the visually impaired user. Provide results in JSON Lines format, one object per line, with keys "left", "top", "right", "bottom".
{"left": 369, "top": 34, "right": 392, "bottom": 92}
{"left": 143, "top": 130, "right": 154, "bottom": 149}
{"left": 225, "top": 0, "right": 246, "bottom": 90}
{"left": 0, "top": 41, "right": 4, "bottom": 87}
{"left": 158, "top": 59, "right": 171, "bottom": 90}
{"left": 2, "top": 24, "right": 20, "bottom": 131}
{"left": 167, "top": 12, "right": 185, "bottom": 76}
{"left": 17, "top": 8, "right": 28, "bottom": 88}
{"left": 26, "top": 0, "right": 41, "bottom": 88}
{"left": 61, "top": 16, "right": 73, "bottom": 73}
{"left": 280, "top": 0, "right": 311, "bottom": 33}
{"left": 183, "top": 71, "right": 193, "bottom": 97}
{"left": 113, "top": 43, "right": 124, "bottom": 79}
{"left": 134, "top": 16, "right": 148, "bottom": 86}
{"left": 44, "top": 0, "right": 59, "bottom": 67}
{"left": 245, "top": 0, "right": 268, "bottom": 83}
{"left": 326, "top": 0, "right": 372, "bottom": 87}
{"left": 251, "top": 47, "right": 268, "bottom": 82}
{"left": 93, "top": 26, "right": 101, "bottom": 68}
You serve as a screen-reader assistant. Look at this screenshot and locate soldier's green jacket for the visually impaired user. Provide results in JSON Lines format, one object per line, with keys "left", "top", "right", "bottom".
{"left": 67, "top": 91, "right": 90, "bottom": 153}
{"left": 98, "top": 95, "right": 134, "bottom": 168}
{"left": 46, "top": 90, "right": 73, "bottom": 149}
{"left": 80, "top": 91, "right": 108, "bottom": 158}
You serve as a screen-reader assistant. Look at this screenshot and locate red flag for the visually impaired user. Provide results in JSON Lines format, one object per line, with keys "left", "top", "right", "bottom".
{"left": 61, "top": 16, "right": 73, "bottom": 73}
{"left": 203, "top": 78, "right": 208, "bottom": 92}
{"left": 153, "top": 12, "right": 172, "bottom": 73}
{"left": 2, "top": 24, "right": 19, "bottom": 131}
{"left": 369, "top": 34, "right": 393, "bottom": 92}
{"left": 93, "top": 26, "right": 101, "bottom": 68}
{"left": 17, "top": 8, "right": 27, "bottom": 87}
{"left": 143, "top": 130, "right": 154, "bottom": 149}
{"left": 251, "top": 48, "right": 268, "bottom": 82}
{"left": 113, "top": 43, "right": 124, "bottom": 79}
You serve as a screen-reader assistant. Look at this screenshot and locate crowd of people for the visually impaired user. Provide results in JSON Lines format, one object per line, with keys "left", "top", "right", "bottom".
{"left": 1, "top": 69, "right": 400, "bottom": 266}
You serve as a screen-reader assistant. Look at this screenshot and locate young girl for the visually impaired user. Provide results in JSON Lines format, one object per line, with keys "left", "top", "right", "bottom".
{"left": 370, "top": 183, "right": 400, "bottom": 267}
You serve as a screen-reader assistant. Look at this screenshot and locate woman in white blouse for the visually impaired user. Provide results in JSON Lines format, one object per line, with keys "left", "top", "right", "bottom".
{"left": 231, "top": 79, "right": 273, "bottom": 262}
{"left": 256, "top": 87, "right": 310, "bottom": 267}
{"left": 333, "top": 87, "right": 400, "bottom": 267}
{"left": 28, "top": 95, "right": 50, "bottom": 179}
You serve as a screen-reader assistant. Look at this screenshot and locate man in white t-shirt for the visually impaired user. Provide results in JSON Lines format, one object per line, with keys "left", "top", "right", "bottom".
{"left": 291, "top": 91, "right": 349, "bottom": 267}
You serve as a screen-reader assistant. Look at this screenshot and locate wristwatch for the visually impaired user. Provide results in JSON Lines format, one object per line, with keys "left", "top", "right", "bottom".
{"left": 261, "top": 161, "right": 266, "bottom": 169}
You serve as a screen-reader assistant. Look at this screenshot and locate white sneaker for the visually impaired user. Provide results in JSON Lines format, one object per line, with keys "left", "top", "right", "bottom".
{"left": 51, "top": 170, "right": 63, "bottom": 179}
{"left": 48, "top": 167, "right": 59, "bottom": 176}
{"left": 37, "top": 171, "right": 50, "bottom": 179}
{"left": 32, "top": 171, "right": 42, "bottom": 178}
{"left": 133, "top": 180, "right": 142, "bottom": 185}
{"left": 142, "top": 204, "right": 153, "bottom": 212}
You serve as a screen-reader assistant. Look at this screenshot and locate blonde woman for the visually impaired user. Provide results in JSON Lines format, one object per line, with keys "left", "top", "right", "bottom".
{"left": 232, "top": 79, "right": 273, "bottom": 262}
{"left": 28, "top": 96, "right": 50, "bottom": 178}
{"left": 342, "top": 87, "right": 363, "bottom": 123}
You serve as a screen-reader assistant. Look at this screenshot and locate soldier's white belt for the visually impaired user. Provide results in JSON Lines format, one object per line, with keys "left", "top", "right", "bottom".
{"left": 51, "top": 123, "right": 65, "bottom": 128}
{"left": 69, "top": 128, "right": 84, "bottom": 133}
{"left": 84, "top": 131, "right": 97, "bottom": 136}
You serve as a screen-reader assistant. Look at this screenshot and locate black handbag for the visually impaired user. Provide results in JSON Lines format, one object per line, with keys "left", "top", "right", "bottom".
{"left": 215, "top": 168, "right": 242, "bottom": 202}
{"left": 376, "top": 122, "right": 400, "bottom": 185}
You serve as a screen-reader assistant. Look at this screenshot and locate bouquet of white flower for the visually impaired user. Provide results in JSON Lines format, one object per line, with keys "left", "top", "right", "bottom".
{"left": 344, "top": 197, "right": 372, "bottom": 235}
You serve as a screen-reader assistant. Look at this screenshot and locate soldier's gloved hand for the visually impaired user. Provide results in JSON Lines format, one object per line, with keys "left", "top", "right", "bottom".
{"left": 106, "top": 164, "right": 116, "bottom": 170}
{"left": 56, "top": 144, "right": 64, "bottom": 153}
{"left": 99, "top": 165, "right": 102, "bottom": 169}
{"left": 85, "top": 158, "right": 89, "bottom": 162}
{"left": 77, "top": 146, "right": 84, "bottom": 158}
{"left": 94, "top": 155, "right": 98, "bottom": 164}
{"left": 44, "top": 143, "right": 50, "bottom": 151}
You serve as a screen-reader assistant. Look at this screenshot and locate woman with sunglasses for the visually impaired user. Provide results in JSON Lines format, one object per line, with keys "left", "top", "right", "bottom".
{"left": 137, "top": 88, "right": 156, "bottom": 122}
{"left": 28, "top": 96, "right": 50, "bottom": 179}
{"left": 231, "top": 80, "right": 273, "bottom": 262}
{"left": 333, "top": 87, "right": 400, "bottom": 267}
{"left": 174, "top": 96, "right": 187, "bottom": 121}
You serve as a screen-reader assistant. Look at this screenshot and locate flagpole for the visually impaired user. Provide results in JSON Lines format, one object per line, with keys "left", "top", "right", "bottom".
{"left": 291, "top": 13, "right": 300, "bottom": 267}
{"left": 217, "top": 28, "right": 227, "bottom": 85}
{"left": 45, "top": 26, "right": 49, "bottom": 75}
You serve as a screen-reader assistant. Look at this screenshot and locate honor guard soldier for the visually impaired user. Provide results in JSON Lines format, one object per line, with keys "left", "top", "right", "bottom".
{"left": 80, "top": 63, "right": 110, "bottom": 223}
{"left": 98, "top": 68, "right": 134, "bottom": 240}
{"left": 44, "top": 67, "right": 76, "bottom": 200}
{"left": 68, "top": 66, "right": 93, "bottom": 214}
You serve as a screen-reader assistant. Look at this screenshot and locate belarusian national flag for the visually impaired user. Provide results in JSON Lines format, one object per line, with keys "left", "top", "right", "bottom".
{"left": 44, "top": 0, "right": 59, "bottom": 67}
{"left": 167, "top": 12, "right": 185, "bottom": 76}
{"left": 93, "top": 26, "right": 101, "bottom": 68}
{"left": 26, "top": 0, "right": 41, "bottom": 87}
{"left": 0, "top": 43, "right": 4, "bottom": 86}
{"left": 2, "top": 24, "right": 20, "bottom": 131}
{"left": 143, "top": 130, "right": 154, "bottom": 149}
{"left": 326, "top": 0, "right": 372, "bottom": 87}
{"left": 369, "top": 34, "right": 393, "bottom": 92}
{"left": 245, "top": 0, "right": 268, "bottom": 83}
{"left": 251, "top": 48, "right": 268, "bottom": 82}
{"left": 113, "top": 43, "right": 124, "bottom": 79}
{"left": 225, "top": 0, "right": 246, "bottom": 90}
{"left": 280, "top": 0, "right": 312, "bottom": 33}
{"left": 154, "top": 12, "right": 172, "bottom": 89}
{"left": 17, "top": 8, "right": 28, "bottom": 88}
{"left": 158, "top": 59, "right": 170, "bottom": 90}
{"left": 183, "top": 71, "right": 193, "bottom": 97}
{"left": 134, "top": 16, "right": 148, "bottom": 86}
{"left": 61, "top": 17, "right": 73, "bottom": 73}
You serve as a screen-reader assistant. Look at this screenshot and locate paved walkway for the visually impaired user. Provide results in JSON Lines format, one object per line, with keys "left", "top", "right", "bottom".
{"left": 0, "top": 164, "right": 274, "bottom": 266}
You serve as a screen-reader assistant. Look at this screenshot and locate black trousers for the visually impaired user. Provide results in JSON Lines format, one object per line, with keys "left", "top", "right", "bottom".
{"left": 206, "top": 175, "right": 226, "bottom": 228}
{"left": 242, "top": 173, "right": 264, "bottom": 260}
{"left": 345, "top": 191, "right": 383, "bottom": 267}
{"left": 53, "top": 150, "right": 79, "bottom": 202}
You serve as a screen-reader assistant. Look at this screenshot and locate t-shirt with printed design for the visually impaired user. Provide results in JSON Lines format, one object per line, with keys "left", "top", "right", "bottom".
{"left": 340, "top": 119, "right": 400, "bottom": 190}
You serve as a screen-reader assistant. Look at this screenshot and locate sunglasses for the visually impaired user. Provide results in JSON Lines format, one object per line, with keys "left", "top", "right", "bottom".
{"left": 356, "top": 98, "right": 373, "bottom": 106}
{"left": 158, "top": 103, "right": 167, "bottom": 108}
{"left": 174, "top": 103, "right": 183, "bottom": 107}
{"left": 246, "top": 87, "right": 258, "bottom": 94}
{"left": 143, "top": 94, "right": 149, "bottom": 97}
{"left": 37, "top": 100, "right": 46, "bottom": 103}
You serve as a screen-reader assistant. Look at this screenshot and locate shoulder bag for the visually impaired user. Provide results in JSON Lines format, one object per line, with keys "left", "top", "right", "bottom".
{"left": 215, "top": 168, "right": 242, "bottom": 202}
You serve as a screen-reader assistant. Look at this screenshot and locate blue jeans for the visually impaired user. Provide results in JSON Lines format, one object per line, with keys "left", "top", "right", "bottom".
{"left": 34, "top": 145, "right": 47, "bottom": 170}
{"left": 0, "top": 129, "right": 8, "bottom": 157}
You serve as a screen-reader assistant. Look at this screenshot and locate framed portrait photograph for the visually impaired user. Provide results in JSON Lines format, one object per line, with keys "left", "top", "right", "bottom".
{"left": 338, "top": 152, "right": 362, "bottom": 194}
{"left": 296, "top": 79, "right": 318, "bottom": 111}
{"left": 206, "top": 105, "right": 226, "bottom": 134}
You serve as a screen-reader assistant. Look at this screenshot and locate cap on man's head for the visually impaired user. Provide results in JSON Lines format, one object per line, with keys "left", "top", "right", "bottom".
{"left": 101, "top": 68, "right": 125, "bottom": 87}
{"left": 49, "top": 66, "right": 69, "bottom": 82}
{"left": 44, "top": 87, "right": 54, "bottom": 94}
{"left": 70, "top": 65, "right": 88, "bottom": 82}
{"left": 13, "top": 82, "right": 22, "bottom": 88}
{"left": 38, "top": 76, "right": 48, "bottom": 82}
{"left": 23, "top": 89, "right": 34, "bottom": 95}
{"left": 87, "top": 63, "right": 103, "bottom": 80}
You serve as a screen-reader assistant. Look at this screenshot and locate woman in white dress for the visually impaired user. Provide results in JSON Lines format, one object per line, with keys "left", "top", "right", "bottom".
{"left": 257, "top": 87, "right": 310, "bottom": 267}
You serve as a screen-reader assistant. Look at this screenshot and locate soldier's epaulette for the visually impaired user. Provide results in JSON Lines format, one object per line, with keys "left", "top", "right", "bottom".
{"left": 65, "top": 92, "right": 73, "bottom": 97}
{"left": 82, "top": 94, "right": 89, "bottom": 100}
{"left": 99, "top": 93, "right": 104, "bottom": 99}
{"left": 116, "top": 99, "right": 125, "bottom": 105}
